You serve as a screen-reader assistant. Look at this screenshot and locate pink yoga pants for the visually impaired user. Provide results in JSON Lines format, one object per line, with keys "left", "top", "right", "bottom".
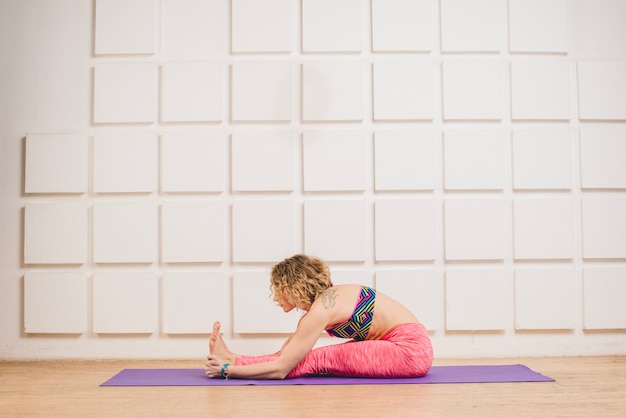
{"left": 236, "top": 322, "right": 433, "bottom": 378}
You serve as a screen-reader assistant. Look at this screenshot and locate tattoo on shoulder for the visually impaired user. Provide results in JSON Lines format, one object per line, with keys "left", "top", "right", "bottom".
{"left": 320, "top": 289, "right": 336, "bottom": 309}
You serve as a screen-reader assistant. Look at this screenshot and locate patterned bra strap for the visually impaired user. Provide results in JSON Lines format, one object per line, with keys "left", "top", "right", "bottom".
{"left": 352, "top": 286, "right": 376, "bottom": 340}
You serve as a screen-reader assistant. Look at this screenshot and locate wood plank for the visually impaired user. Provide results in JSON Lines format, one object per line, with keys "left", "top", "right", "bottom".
{"left": 1, "top": 357, "right": 625, "bottom": 417}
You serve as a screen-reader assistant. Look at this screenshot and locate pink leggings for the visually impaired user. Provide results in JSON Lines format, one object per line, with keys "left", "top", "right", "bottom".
{"left": 236, "top": 322, "right": 433, "bottom": 378}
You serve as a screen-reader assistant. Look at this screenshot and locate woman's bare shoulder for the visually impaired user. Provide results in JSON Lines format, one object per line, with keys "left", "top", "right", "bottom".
{"left": 310, "top": 284, "right": 362, "bottom": 316}
{"left": 321, "top": 284, "right": 363, "bottom": 302}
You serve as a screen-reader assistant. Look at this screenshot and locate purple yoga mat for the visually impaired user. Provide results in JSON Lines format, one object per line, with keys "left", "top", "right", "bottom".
{"left": 100, "top": 364, "right": 554, "bottom": 387}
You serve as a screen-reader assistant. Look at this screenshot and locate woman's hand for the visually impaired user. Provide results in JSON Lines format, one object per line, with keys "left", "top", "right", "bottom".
{"left": 205, "top": 354, "right": 225, "bottom": 378}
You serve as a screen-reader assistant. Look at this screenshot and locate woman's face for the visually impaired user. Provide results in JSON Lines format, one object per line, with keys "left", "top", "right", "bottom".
{"left": 273, "top": 292, "right": 296, "bottom": 313}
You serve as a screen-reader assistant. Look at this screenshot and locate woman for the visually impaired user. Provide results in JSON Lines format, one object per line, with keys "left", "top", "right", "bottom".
{"left": 205, "top": 254, "right": 433, "bottom": 380}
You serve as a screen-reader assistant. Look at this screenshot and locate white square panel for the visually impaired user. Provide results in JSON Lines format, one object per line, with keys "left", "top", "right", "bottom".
{"left": 233, "top": 271, "right": 301, "bottom": 333}
{"left": 161, "top": 200, "right": 225, "bottom": 263}
{"left": 375, "top": 269, "right": 442, "bottom": 330}
{"left": 162, "top": 272, "right": 227, "bottom": 334}
{"left": 94, "top": 63, "right": 156, "bottom": 123}
{"left": 161, "top": 0, "right": 227, "bottom": 59}
{"left": 232, "top": 0, "right": 291, "bottom": 52}
{"left": 375, "top": 199, "right": 437, "bottom": 261}
{"left": 508, "top": 0, "right": 568, "bottom": 53}
{"left": 569, "top": 0, "right": 626, "bottom": 58}
{"left": 93, "top": 272, "right": 157, "bottom": 333}
{"left": 374, "top": 130, "right": 438, "bottom": 191}
{"left": 371, "top": 0, "right": 433, "bottom": 52}
{"left": 302, "top": 0, "right": 362, "bottom": 52}
{"left": 232, "top": 130, "right": 295, "bottom": 191}
{"left": 24, "top": 203, "right": 87, "bottom": 264}
{"left": 444, "top": 129, "right": 506, "bottom": 190}
{"left": 25, "top": 133, "right": 88, "bottom": 194}
{"left": 302, "top": 62, "right": 364, "bottom": 121}
{"left": 580, "top": 126, "right": 626, "bottom": 189}
{"left": 444, "top": 199, "right": 506, "bottom": 261}
{"left": 161, "top": 131, "right": 224, "bottom": 193}
{"left": 442, "top": 60, "right": 505, "bottom": 120}
{"left": 578, "top": 61, "right": 626, "bottom": 120}
{"left": 95, "top": 0, "right": 156, "bottom": 55}
{"left": 232, "top": 200, "right": 295, "bottom": 262}
{"left": 93, "top": 132, "right": 157, "bottom": 193}
{"left": 445, "top": 269, "right": 510, "bottom": 331}
{"left": 303, "top": 130, "right": 366, "bottom": 191}
{"left": 583, "top": 267, "right": 626, "bottom": 330}
{"left": 512, "top": 129, "right": 573, "bottom": 190}
{"left": 161, "top": 62, "right": 223, "bottom": 122}
{"left": 511, "top": 60, "right": 571, "bottom": 120}
{"left": 440, "top": 0, "right": 502, "bottom": 52}
{"left": 582, "top": 197, "right": 626, "bottom": 259}
{"left": 93, "top": 201, "right": 157, "bottom": 263}
{"left": 231, "top": 62, "right": 292, "bottom": 122}
{"left": 515, "top": 268, "right": 576, "bottom": 330}
{"left": 24, "top": 272, "right": 87, "bottom": 334}
{"left": 304, "top": 200, "right": 367, "bottom": 261}
{"left": 513, "top": 198, "right": 575, "bottom": 260}
{"left": 373, "top": 60, "right": 435, "bottom": 120}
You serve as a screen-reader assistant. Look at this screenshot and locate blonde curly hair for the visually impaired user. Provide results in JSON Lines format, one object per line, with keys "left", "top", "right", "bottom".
{"left": 270, "top": 254, "right": 333, "bottom": 309}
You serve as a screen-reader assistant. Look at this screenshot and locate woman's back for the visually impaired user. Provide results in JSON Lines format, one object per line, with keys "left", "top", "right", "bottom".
{"left": 312, "top": 284, "right": 419, "bottom": 341}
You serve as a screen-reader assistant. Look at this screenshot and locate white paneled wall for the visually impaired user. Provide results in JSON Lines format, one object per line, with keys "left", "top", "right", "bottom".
{"left": 2, "top": 0, "right": 625, "bottom": 359}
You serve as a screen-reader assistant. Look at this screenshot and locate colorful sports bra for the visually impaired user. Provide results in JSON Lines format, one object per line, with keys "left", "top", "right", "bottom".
{"left": 325, "top": 286, "right": 376, "bottom": 341}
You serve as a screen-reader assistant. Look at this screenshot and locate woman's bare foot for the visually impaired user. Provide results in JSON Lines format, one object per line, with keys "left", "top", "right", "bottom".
{"left": 209, "top": 321, "right": 238, "bottom": 364}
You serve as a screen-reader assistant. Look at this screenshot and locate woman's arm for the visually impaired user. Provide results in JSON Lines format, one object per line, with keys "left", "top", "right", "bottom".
{"left": 206, "top": 309, "right": 327, "bottom": 379}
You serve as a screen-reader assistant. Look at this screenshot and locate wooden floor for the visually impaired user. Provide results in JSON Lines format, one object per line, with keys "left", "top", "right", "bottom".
{"left": 1, "top": 356, "right": 625, "bottom": 417}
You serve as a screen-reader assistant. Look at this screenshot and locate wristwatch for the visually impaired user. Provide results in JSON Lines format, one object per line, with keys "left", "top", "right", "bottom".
{"left": 221, "top": 363, "right": 230, "bottom": 380}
